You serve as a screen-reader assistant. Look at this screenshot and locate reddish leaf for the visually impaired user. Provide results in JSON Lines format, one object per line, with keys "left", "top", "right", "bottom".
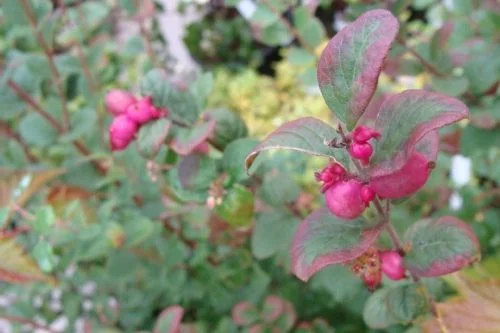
{"left": 404, "top": 217, "right": 480, "bottom": 278}
{"left": 262, "top": 295, "right": 286, "bottom": 323}
{"left": 370, "top": 90, "right": 468, "bottom": 179}
{"left": 154, "top": 305, "right": 184, "bottom": 333}
{"left": 370, "top": 130, "right": 439, "bottom": 199}
{"left": 291, "top": 208, "right": 383, "bottom": 281}
{"left": 317, "top": 9, "right": 399, "bottom": 129}
{"left": 170, "top": 118, "right": 216, "bottom": 156}
{"left": 0, "top": 239, "right": 55, "bottom": 285}
{"left": 245, "top": 117, "right": 349, "bottom": 173}
{"left": 422, "top": 276, "right": 500, "bottom": 333}
{"left": 232, "top": 301, "right": 260, "bottom": 326}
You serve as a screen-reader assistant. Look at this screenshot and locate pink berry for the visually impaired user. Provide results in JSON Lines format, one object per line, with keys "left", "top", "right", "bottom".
{"left": 379, "top": 250, "right": 406, "bottom": 280}
{"left": 349, "top": 142, "right": 373, "bottom": 165}
{"left": 109, "top": 115, "right": 138, "bottom": 151}
{"left": 126, "top": 97, "right": 158, "bottom": 125}
{"left": 352, "top": 126, "right": 380, "bottom": 144}
{"left": 370, "top": 152, "right": 432, "bottom": 199}
{"left": 324, "top": 179, "right": 366, "bottom": 219}
{"left": 105, "top": 90, "right": 136, "bottom": 116}
{"left": 360, "top": 185, "right": 375, "bottom": 205}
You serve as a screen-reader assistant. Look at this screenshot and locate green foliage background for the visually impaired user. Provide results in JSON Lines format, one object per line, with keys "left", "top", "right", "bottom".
{"left": 0, "top": 0, "right": 498, "bottom": 332}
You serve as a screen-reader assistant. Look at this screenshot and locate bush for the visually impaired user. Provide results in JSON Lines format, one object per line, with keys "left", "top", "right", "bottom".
{"left": 0, "top": 1, "right": 498, "bottom": 332}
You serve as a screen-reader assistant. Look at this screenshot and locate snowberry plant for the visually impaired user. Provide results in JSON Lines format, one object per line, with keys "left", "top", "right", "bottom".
{"left": 245, "top": 9, "right": 480, "bottom": 328}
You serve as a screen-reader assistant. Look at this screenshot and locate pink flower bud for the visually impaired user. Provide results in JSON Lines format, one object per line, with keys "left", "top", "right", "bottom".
{"left": 105, "top": 90, "right": 136, "bottom": 116}
{"left": 324, "top": 179, "right": 366, "bottom": 219}
{"left": 109, "top": 115, "right": 138, "bottom": 151}
{"left": 126, "top": 97, "right": 159, "bottom": 125}
{"left": 379, "top": 250, "right": 406, "bottom": 280}
{"left": 349, "top": 142, "right": 373, "bottom": 165}
{"left": 352, "top": 126, "right": 380, "bottom": 144}
{"left": 315, "top": 162, "right": 346, "bottom": 192}
{"left": 360, "top": 185, "right": 375, "bottom": 205}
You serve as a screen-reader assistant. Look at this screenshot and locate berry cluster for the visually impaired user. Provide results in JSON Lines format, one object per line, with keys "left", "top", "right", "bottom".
{"left": 348, "top": 126, "right": 380, "bottom": 165}
{"left": 105, "top": 90, "right": 168, "bottom": 151}
{"left": 315, "top": 162, "right": 375, "bottom": 219}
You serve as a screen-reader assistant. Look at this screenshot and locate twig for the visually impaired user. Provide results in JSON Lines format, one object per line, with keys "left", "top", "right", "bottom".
{"left": 0, "top": 119, "right": 38, "bottom": 163}
{"left": 7, "top": 80, "right": 107, "bottom": 175}
{"left": 134, "top": 0, "right": 157, "bottom": 65}
{"left": 396, "top": 36, "right": 447, "bottom": 78}
{"left": 19, "top": 0, "right": 71, "bottom": 130}
{"left": 7, "top": 80, "right": 63, "bottom": 131}
{"left": 0, "top": 314, "right": 58, "bottom": 333}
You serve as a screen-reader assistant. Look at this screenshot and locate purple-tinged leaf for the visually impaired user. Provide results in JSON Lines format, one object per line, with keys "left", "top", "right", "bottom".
{"left": 262, "top": 295, "right": 286, "bottom": 323}
{"left": 153, "top": 305, "right": 184, "bottom": 333}
{"left": 291, "top": 208, "right": 383, "bottom": 281}
{"left": 370, "top": 131, "right": 439, "bottom": 199}
{"left": 370, "top": 90, "right": 468, "bottom": 179}
{"left": 170, "top": 117, "right": 216, "bottom": 156}
{"left": 232, "top": 301, "right": 260, "bottom": 326}
{"left": 245, "top": 117, "right": 349, "bottom": 173}
{"left": 317, "top": 9, "right": 399, "bottom": 130}
{"left": 404, "top": 217, "right": 480, "bottom": 278}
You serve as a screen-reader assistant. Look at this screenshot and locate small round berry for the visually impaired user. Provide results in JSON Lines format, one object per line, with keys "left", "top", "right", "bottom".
{"left": 109, "top": 115, "right": 138, "bottom": 151}
{"left": 324, "top": 179, "right": 366, "bottom": 219}
{"left": 105, "top": 90, "right": 136, "bottom": 116}
{"left": 379, "top": 250, "right": 406, "bottom": 280}
{"left": 126, "top": 97, "right": 158, "bottom": 125}
{"left": 349, "top": 142, "right": 373, "bottom": 165}
{"left": 360, "top": 185, "right": 375, "bottom": 205}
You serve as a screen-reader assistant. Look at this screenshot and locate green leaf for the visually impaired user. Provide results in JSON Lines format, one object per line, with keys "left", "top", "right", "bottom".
{"left": 259, "top": 20, "right": 293, "bottom": 46}
{"left": 33, "top": 206, "right": 55, "bottom": 234}
{"left": 222, "top": 138, "right": 259, "bottom": 183}
{"left": 60, "top": 107, "right": 97, "bottom": 143}
{"left": 293, "top": 7, "right": 326, "bottom": 49}
{"left": 245, "top": 117, "right": 349, "bottom": 174}
{"left": 32, "top": 241, "right": 57, "bottom": 273}
{"left": 371, "top": 90, "right": 468, "bottom": 179}
{"left": 317, "top": 9, "right": 399, "bottom": 129}
{"left": 0, "top": 208, "right": 9, "bottom": 226}
{"left": 137, "top": 119, "right": 171, "bottom": 158}
{"left": 311, "top": 265, "right": 364, "bottom": 302}
{"left": 363, "top": 283, "right": 428, "bottom": 329}
{"left": 463, "top": 54, "right": 500, "bottom": 95}
{"left": 431, "top": 76, "right": 469, "bottom": 97}
{"left": 19, "top": 113, "right": 58, "bottom": 148}
{"left": 250, "top": 4, "right": 279, "bottom": 27}
{"left": 287, "top": 47, "right": 316, "bottom": 66}
{"left": 140, "top": 69, "right": 199, "bottom": 124}
{"left": 260, "top": 170, "right": 300, "bottom": 206}
{"left": 208, "top": 108, "right": 248, "bottom": 150}
{"left": 214, "top": 184, "right": 254, "bottom": 228}
{"left": 190, "top": 72, "right": 213, "bottom": 110}
{"left": 291, "top": 208, "right": 382, "bottom": 281}
{"left": 251, "top": 211, "right": 300, "bottom": 260}
{"left": 404, "top": 217, "right": 480, "bottom": 278}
